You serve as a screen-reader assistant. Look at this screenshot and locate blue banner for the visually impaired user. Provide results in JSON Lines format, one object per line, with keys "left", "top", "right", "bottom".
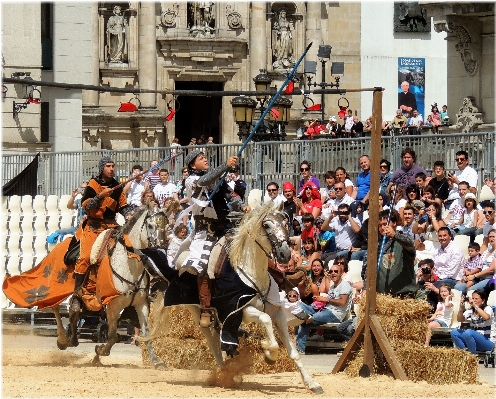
{"left": 398, "top": 57, "right": 425, "bottom": 119}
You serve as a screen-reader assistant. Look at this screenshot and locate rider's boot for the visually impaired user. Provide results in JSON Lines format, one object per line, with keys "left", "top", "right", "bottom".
{"left": 71, "top": 273, "right": 85, "bottom": 312}
{"left": 197, "top": 274, "right": 212, "bottom": 328}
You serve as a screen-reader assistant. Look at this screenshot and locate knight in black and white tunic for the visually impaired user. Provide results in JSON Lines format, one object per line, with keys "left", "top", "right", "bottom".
{"left": 174, "top": 150, "right": 240, "bottom": 327}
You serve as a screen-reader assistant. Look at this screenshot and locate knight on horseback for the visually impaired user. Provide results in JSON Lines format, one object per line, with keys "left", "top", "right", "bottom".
{"left": 175, "top": 150, "right": 249, "bottom": 328}
{"left": 72, "top": 156, "right": 133, "bottom": 311}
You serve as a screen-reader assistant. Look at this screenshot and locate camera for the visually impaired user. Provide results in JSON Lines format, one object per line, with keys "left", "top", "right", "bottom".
{"left": 417, "top": 280, "right": 425, "bottom": 286}
{"left": 421, "top": 267, "right": 431, "bottom": 274}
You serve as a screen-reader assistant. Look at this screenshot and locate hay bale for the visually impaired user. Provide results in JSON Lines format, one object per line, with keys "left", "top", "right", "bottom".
{"left": 344, "top": 294, "right": 480, "bottom": 384}
{"left": 142, "top": 305, "right": 296, "bottom": 374}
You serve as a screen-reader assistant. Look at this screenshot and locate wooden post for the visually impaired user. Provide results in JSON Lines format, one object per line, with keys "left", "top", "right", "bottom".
{"left": 332, "top": 88, "right": 407, "bottom": 381}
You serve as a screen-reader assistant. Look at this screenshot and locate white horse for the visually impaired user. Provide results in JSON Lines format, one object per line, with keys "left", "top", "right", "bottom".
{"left": 148, "top": 203, "right": 324, "bottom": 394}
{"left": 52, "top": 203, "right": 166, "bottom": 367}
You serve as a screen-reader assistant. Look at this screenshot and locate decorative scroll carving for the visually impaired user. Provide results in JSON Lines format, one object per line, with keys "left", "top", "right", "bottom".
{"left": 226, "top": 5, "right": 242, "bottom": 29}
{"left": 161, "top": 4, "right": 179, "bottom": 28}
{"left": 187, "top": 2, "right": 215, "bottom": 38}
{"left": 107, "top": 5, "right": 128, "bottom": 63}
{"left": 393, "top": 2, "right": 430, "bottom": 33}
{"left": 84, "top": 128, "right": 101, "bottom": 146}
{"left": 271, "top": 8, "right": 295, "bottom": 70}
{"left": 455, "top": 97, "right": 484, "bottom": 133}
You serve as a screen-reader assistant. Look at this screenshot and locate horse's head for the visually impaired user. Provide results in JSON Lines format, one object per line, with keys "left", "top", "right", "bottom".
{"left": 145, "top": 205, "right": 168, "bottom": 249}
{"left": 261, "top": 203, "right": 291, "bottom": 264}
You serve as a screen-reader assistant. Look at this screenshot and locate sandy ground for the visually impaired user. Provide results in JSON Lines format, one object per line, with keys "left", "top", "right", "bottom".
{"left": 2, "top": 330, "right": 495, "bottom": 399}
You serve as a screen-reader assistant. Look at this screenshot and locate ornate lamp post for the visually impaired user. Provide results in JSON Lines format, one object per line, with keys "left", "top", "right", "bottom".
{"left": 231, "top": 70, "right": 293, "bottom": 142}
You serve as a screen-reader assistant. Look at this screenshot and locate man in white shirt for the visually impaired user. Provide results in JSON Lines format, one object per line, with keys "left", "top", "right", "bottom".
{"left": 153, "top": 169, "right": 178, "bottom": 206}
{"left": 266, "top": 182, "right": 285, "bottom": 206}
{"left": 445, "top": 150, "right": 478, "bottom": 208}
{"left": 480, "top": 202, "right": 496, "bottom": 253}
{"left": 321, "top": 203, "right": 361, "bottom": 260}
{"left": 327, "top": 182, "right": 354, "bottom": 212}
{"left": 123, "top": 164, "right": 145, "bottom": 208}
{"left": 432, "top": 227, "right": 465, "bottom": 288}
{"left": 407, "top": 109, "right": 423, "bottom": 135}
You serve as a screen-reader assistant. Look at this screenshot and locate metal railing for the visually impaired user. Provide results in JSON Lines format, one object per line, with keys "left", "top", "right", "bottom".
{"left": 2, "top": 131, "right": 495, "bottom": 197}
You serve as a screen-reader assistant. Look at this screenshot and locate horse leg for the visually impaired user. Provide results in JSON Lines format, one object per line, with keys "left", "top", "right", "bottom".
{"left": 52, "top": 305, "right": 70, "bottom": 350}
{"left": 66, "top": 297, "right": 81, "bottom": 347}
{"left": 134, "top": 295, "right": 167, "bottom": 369}
{"left": 271, "top": 306, "right": 323, "bottom": 394}
{"left": 94, "top": 300, "right": 121, "bottom": 358}
{"left": 242, "top": 305, "right": 279, "bottom": 364}
{"left": 186, "top": 304, "right": 223, "bottom": 367}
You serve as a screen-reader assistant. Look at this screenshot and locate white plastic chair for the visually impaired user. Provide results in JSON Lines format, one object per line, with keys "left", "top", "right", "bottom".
{"left": 449, "top": 289, "right": 463, "bottom": 328}
{"left": 347, "top": 260, "right": 363, "bottom": 283}
{"left": 33, "top": 235, "right": 48, "bottom": 259}
{"left": 20, "top": 254, "right": 34, "bottom": 273}
{"left": 33, "top": 195, "right": 46, "bottom": 215}
{"left": 21, "top": 213, "right": 34, "bottom": 235}
{"left": 45, "top": 195, "right": 59, "bottom": 214}
{"left": 46, "top": 214, "right": 60, "bottom": 232}
{"left": 7, "top": 232, "right": 21, "bottom": 257}
{"left": 59, "top": 214, "right": 74, "bottom": 229}
{"left": 453, "top": 234, "right": 470, "bottom": 258}
{"left": 247, "top": 189, "right": 263, "bottom": 209}
{"left": 6, "top": 255, "right": 20, "bottom": 276}
{"left": 59, "top": 194, "right": 73, "bottom": 215}
{"left": 479, "top": 185, "right": 495, "bottom": 202}
{"left": 487, "top": 290, "right": 496, "bottom": 307}
{"left": 20, "top": 233, "right": 34, "bottom": 256}
{"left": 7, "top": 213, "right": 21, "bottom": 235}
{"left": 20, "top": 195, "right": 33, "bottom": 213}
{"left": 474, "top": 234, "right": 484, "bottom": 246}
{"left": 1, "top": 293, "right": 11, "bottom": 309}
{"left": 34, "top": 215, "right": 47, "bottom": 235}
{"left": 8, "top": 195, "right": 21, "bottom": 213}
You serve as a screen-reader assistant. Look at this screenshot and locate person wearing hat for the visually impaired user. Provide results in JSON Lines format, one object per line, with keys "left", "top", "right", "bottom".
{"left": 176, "top": 149, "right": 239, "bottom": 327}
{"left": 326, "top": 116, "right": 342, "bottom": 138}
{"left": 72, "top": 156, "right": 131, "bottom": 309}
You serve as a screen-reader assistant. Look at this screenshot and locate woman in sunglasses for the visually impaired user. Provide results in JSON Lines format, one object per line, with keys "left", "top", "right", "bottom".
{"left": 298, "top": 161, "right": 320, "bottom": 194}
{"left": 294, "top": 182, "right": 322, "bottom": 219}
{"left": 379, "top": 159, "right": 392, "bottom": 196}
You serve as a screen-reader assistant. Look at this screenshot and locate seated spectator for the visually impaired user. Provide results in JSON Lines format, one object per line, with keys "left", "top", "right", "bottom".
{"left": 424, "top": 114, "right": 434, "bottom": 127}
{"left": 446, "top": 151, "right": 478, "bottom": 207}
{"left": 451, "top": 289, "right": 495, "bottom": 354}
{"left": 325, "top": 181, "right": 354, "bottom": 217}
{"left": 415, "top": 172, "right": 429, "bottom": 194}
{"left": 353, "top": 155, "right": 371, "bottom": 203}
{"left": 455, "top": 230, "right": 495, "bottom": 294}
{"left": 480, "top": 202, "right": 496, "bottom": 253}
{"left": 326, "top": 116, "right": 342, "bottom": 138}
{"left": 405, "top": 184, "right": 421, "bottom": 209}
{"left": 300, "top": 213, "right": 318, "bottom": 249}
{"left": 294, "top": 182, "right": 322, "bottom": 218}
{"left": 335, "top": 167, "right": 354, "bottom": 196}
{"left": 424, "top": 284, "right": 454, "bottom": 347}
{"left": 316, "top": 217, "right": 336, "bottom": 264}
{"left": 282, "top": 181, "right": 297, "bottom": 234}
{"left": 296, "top": 237, "right": 321, "bottom": 273}
{"left": 430, "top": 104, "right": 442, "bottom": 133}
{"left": 348, "top": 209, "right": 368, "bottom": 261}
{"left": 443, "top": 181, "right": 470, "bottom": 236}
{"left": 280, "top": 287, "right": 306, "bottom": 326}
{"left": 407, "top": 109, "right": 423, "bottom": 135}
{"left": 295, "top": 262, "right": 352, "bottom": 354}
{"left": 321, "top": 171, "right": 337, "bottom": 219}
{"left": 379, "top": 159, "right": 392, "bottom": 196}
{"left": 388, "top": 147, "right": 427, "bottom": 192}
{"left": 166, "top": 224, "right": 189, "bottom": 267}
{"left": 428, "top": 160, "right": 450, "bottom": 204}
{"left": 454, "top": 193, "right": 479, "bottom": 235}
{"left": 298, "top": 161, "right": 320, "bottom": 194}
{"left": 321, "top": 203, "right": 361, "bottom": 261}
{"left": 141, "top": 189, "right": 159, "bottom": 207}
{"left": 266, "top": 182, "right": 284, "bottom": 206}
{"left": 391, "top": 109, "right": 408, "bottom": 130}
{"left": 413, "top": 202, "right": 446, "bottom": 243}
{"left": 421, "top": 185, "right": 442, "bottom": 207}
{"left": 432, "top": 227, "right": 465, "bottom": 288}
{"left": 388, "top": 185, "right": 407, "bottom": 224}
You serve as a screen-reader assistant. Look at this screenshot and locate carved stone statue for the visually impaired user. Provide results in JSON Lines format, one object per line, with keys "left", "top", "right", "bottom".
{"left": 272, "top": 8, "right": 295, "bottom": 70}
{"left": 107, "top": 5, "right": 127, "bottom": 63}
{"left": 455, "top": 97, "right": 484, "bottom": 134}
{"left": 188, "top": 2, "right": 215, "bottom": 37}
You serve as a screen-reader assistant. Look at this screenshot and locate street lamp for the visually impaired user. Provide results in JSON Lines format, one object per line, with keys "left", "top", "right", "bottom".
{"left": 305, "top": 44, "right": 344, "bottom": 121}
{"left": 231, "top": 70, "right": 293, "bottom": 142}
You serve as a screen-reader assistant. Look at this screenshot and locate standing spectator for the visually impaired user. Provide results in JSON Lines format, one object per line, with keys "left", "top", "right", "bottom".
{"left": 266, "top": 182, "right": 284, "bottom": 206}
{"left": 432, "top": 227, "right": 465, "bottom": 288}
{"left": 351, "top": 116, "right": 364, "bottom": 138}
{"left": 480, "top": 203, "right": 496, "bottom": 252}
{"left": 335, "top": 167, "right": 354, "bottom": 196}
{"left": 398, "top": 81, "right": 417, "bottom": 115}
{"left": 123, "top": 165, "right": 145, "bottom": 209}
{"left": 344, "top": 109, "right": 354, "bottom": 137}
{"left": 153, "top": 169, "right": 178, "bottom": 207}
{"left": 298, "top": 161, "right": 320, "bottom": 194}
{"left": 144, "top": 160, "right": 161, "bottom": 192}
{"left": 361, "top": 210, "right": 417, "bottom": 297}
{"left": 321, "top": 171, "right": 337, "bottom": 218}
{"left": 282, "top": 181, "right": 297, "bottom": 231}
{"left": 321, "top": 203, "right": 361, "bottom": 261}
{"left": 445, "top": 150, "right": 478, "bottom": 209}
{"left": 363, "top": 116, "right": 373, "bottom": 135}
{"left": 170, "top": 138, "right": 181, "bottom": 169}
{"left": 353, "top": 155, "right": 371, "bottom": 203}
{"left": 451, "top": 290, "right": 495, "bottom": 354}
{"left": 440, "top": 105, "right": 449, "bottom": 124}
{"left": 295, "top": 262, "right": 352, "bottom": 354}
{"left": 326, "top": 116, "right": 342, "bottom": 138}
{"left": 177, "top": 166, "right": 190, "bottom": 210}
{"left": 379, "top": 159, "right": 392, "bottom": 196}
{"left": 428, "top": 160, "right": 450, "bottom": 204}
{"left": 294, "top": 182, "right": 322, "bottom": 218}
{"left": 388, "top": 148, "right": 427, "bottom": 192}
{"left": 207, "top": 136, "right": 214, "bottom": 144}
{"left": 430, "top": 104, "right": 442, "bottom": 133}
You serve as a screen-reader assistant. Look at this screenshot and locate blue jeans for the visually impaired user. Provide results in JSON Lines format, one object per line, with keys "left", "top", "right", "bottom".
{"left": 451, "top": 328, "right": 495, "bottom": 354}
{"left": 296, "top": 303, "right": 340, "bottom": 352}
{"left": 454, "top": 278, "right": 491, "bottom": 295}
{"left": 335, "top": 249, "right": 350, "bottom": 260}
{"left": 350, "top": 249, "right": 367, "bottom": 261}
{"left": 434, "top": 278, "right": 457, "bottom": 289}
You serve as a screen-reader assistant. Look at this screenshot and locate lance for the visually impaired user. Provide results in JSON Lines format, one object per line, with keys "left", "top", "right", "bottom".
{"left": 376, "top": 182, "right": 399, "bottom": 273}
{"left": 207, "top": 42, "right": 314, "bottom": 201}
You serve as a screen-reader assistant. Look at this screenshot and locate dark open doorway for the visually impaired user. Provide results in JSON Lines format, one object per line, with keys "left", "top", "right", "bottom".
{"left": 174, "top": 81, "right": 223, "bottom": 145}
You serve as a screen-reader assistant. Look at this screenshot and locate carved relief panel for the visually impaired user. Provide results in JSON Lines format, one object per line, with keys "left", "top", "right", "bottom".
{"left": 393, "top": 2, "right": 431, "bottom": 33}
{"left": 187, "top": 2, "right": 216, "bottom": 37}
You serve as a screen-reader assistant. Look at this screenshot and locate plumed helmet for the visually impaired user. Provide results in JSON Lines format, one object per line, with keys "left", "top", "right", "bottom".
{"left": 98, "top": 156, "right": 114, "bottom": 176}
{"left": 184, "top": 150, "right": 204, "bottom": 169}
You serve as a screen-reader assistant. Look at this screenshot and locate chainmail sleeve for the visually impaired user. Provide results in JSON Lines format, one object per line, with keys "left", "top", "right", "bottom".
{"left": 196, "top": 164, "right": 230, "bottom": 187}
{"left": 84, "top": 195, "right": 103, "bottom": 211}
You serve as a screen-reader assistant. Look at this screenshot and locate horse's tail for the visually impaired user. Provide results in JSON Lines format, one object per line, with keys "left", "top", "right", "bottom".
{"left": 141, "top": 290, "right": 171, "bottom": 342}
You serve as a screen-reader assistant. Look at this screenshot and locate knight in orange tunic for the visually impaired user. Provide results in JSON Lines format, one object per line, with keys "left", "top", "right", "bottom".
{"left": 72, "top": 156, "right": 131, "bottom": 309}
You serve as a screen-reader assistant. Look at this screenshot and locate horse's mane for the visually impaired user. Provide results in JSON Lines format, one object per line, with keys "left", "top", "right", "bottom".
{"left": 119, "top": 204, "right": 149, "bottom": 236}
{"left": 229, "top": 202, "right": 279, "bottom": 267}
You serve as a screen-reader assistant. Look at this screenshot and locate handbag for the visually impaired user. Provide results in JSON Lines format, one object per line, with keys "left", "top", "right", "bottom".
{"left": 64, "top": 236, "right": 80, "bottom": 266}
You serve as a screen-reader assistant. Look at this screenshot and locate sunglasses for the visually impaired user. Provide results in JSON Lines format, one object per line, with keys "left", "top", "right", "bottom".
{"left": 483, "top": 210, "right": 494, "bottom": 215}
{"left": 380, "top": 165, "right": 388, "bottom": 168}
{"left": 305, "top": 187, "right": 312, "bottom": 191}
{"left": 330, "top": 269, "right": 340, "bottom": 273}
{"left": 300, "top": 167, "right": 310, "bottom": 172}
{"left": 334, "top": 261, "right": 345, "bottom": 265}
{"left": 455, "top": 158, "right": 466, "bottom": 161}
{"left": 268, "top": 189, "right": 278, "bottom": 192}
{"left": 335, "top": 187, "right": 344, "bottom": 191}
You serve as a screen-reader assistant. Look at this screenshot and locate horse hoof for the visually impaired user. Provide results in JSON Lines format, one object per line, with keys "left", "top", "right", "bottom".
{"left": 57, "top": 341, "right": 68, "bottom": 350}
{"left": 310, "top": 385, "right": 324, "bottom": 395}
{"left": 95, "top": 344, "right": 109, "bottom": 356}
{"left": 92, "top": 355, "right": 103, "bottom": 367}
{"left": 264, "top": 355, "right": 276, "bottom": 365}
{"left": 153, "top": 361, "right": 168, "bottom": 370}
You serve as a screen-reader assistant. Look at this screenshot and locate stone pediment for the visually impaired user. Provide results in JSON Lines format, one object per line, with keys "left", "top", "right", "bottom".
{"left": 157, "top": 37, "right": 247, "bottom": 62}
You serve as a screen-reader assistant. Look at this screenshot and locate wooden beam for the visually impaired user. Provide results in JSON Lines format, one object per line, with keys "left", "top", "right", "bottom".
{"left": 332, "top": 318, "right": 365, "bottom": 373}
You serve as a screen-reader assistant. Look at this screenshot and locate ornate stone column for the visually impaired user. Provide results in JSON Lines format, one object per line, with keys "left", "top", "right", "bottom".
{"left": 83, "top": 2, "right": 100, "bottom": 107}
{"left": 250, "top": 2, "right": 266, "bottom": 88}
{"left": 139, "top": 2, "right": 157, "bottom": 108}
{"left": 304, "top": 2, "right": 322, "bottom": 107}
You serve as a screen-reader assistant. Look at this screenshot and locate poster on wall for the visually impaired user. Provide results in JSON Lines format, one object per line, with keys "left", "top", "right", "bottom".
{"left": 398, "top": 57, "right": 425, "bottom": 119}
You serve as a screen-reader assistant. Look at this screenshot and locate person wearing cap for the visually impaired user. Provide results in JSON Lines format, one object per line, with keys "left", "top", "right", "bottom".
{"left": 176, "top": 149, "right": 239, "bottom": 327}
{"left": 73, "top": 156, "right": 131, "bottom": 309}
{"left": 326, "top": 116, "right": 342, "bottom": 138}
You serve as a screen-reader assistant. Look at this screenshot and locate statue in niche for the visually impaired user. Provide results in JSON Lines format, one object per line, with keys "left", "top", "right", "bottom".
{"left": 272, "top": 8, "right": 295, "bottom": 70}
{"left": 394, "top": 2, "right": 430, "bottom": 33}
{"left": 188, "top": 2, "right": 215, "bottom": 37}
{"left": 107, "top": 5, "right": 127, "bottom": 63}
